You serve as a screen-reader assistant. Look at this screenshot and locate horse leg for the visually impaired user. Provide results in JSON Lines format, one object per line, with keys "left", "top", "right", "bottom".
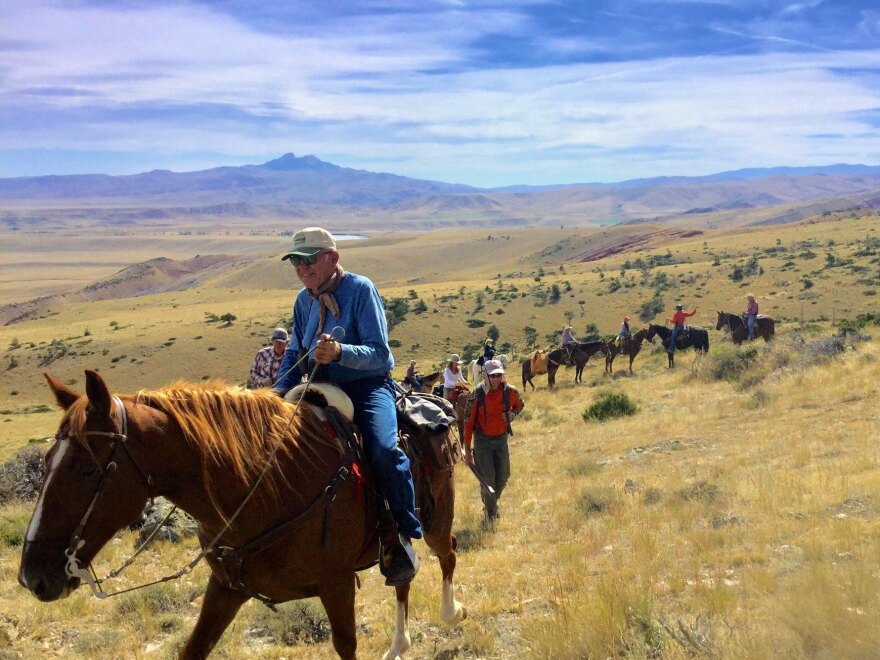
{"left": 383, "top": 583, "right": 412, "bottom": 660}
{"left": 179, "top": 574, "right": 249, "bottom": 660}
{"left": 547, "top": 365, "right": 556, "bottom": 389}
{"left": 629, "top": 354, "right": 635, "bottom": 373}
{"left": 319, "top": 573, "right": 358, "bottom": 660}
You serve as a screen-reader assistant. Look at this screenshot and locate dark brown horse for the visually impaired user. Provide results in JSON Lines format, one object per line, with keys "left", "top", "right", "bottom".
{"left": 19, "top": 371, "right": 463, "bottom": 659}
{"left": 604, "top": 328, "right": 649, "bottom": 374}
{"left": 645, "top": 323, "right": 710, "bottom": 368}
{"left": 569, "top": 340, "right": 608, "bottom": 383}
{"left": 716, "top": 311, "right": 775, "bottom": 344}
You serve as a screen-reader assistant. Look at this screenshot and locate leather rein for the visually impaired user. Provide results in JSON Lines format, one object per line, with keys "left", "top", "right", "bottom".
{"left": 60, "top": 392, "right": 355, "bottom": 603}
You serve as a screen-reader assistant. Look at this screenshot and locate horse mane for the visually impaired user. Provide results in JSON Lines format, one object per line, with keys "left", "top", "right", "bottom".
{"left": 68, "top": 382, "right": 340, "bottom": 512}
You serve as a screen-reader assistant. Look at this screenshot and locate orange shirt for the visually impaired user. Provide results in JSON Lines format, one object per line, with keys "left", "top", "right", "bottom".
{"left": 464, "top": 384, "right": 525, "bottom": 442}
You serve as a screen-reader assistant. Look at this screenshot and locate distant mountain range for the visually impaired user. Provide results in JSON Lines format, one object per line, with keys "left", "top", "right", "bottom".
{"left": 1, "top": 153, "right": 879, "bottom": 230}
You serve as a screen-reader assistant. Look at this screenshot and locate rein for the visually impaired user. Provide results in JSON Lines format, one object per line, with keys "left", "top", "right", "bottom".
{"left": 64, "top": 332, "right": 349, "bottom": 601}
{"left": 64, "top": 395, "right": 165, "bottom": 599}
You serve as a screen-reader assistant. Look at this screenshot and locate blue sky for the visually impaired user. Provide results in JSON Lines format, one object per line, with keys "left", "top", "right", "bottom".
{"left": 1, "top": 0, "right": 879, "bottom": 186}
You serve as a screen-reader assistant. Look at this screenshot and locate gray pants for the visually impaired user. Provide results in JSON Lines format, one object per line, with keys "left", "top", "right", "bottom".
{"left": 473, "top": 432, "right": 510, "bottom": 517}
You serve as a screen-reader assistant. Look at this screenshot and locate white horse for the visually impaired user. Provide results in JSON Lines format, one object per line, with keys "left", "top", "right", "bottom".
{"left": 467, "top": 354, "right": 509, "bottom": 386}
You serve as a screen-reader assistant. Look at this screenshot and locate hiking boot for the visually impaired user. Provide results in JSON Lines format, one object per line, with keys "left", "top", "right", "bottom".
{"left": 380, "top": 536, "right": 420, "bottom": 586}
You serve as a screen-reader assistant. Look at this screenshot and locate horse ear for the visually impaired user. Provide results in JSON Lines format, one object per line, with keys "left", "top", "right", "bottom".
{"left": 84, "top": 369, "right": 112, "bottom": 415}
{"left": 44, "top": 372, "right": 81, "bottom": 410}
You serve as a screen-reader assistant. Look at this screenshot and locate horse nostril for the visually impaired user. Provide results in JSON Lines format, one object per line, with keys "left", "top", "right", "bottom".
{"left": 31, "top": 576, "right": 49, "bottom": 599}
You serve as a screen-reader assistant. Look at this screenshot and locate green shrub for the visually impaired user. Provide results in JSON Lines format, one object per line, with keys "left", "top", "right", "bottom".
{"left": 582, "top": 392, "right": 637, "bottom": 423}
{"left": 703, "top": 344, "right": 759, "bottom": 383}
{"left": 0, "top": 512, "right": 29, "bottom": 547}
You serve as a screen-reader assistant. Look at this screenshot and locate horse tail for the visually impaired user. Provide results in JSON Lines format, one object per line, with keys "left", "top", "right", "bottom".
{"left": 703, "top": 330, "right": 710, "bottom": 353}
{"left": 521, "top": 360, "right": 529, "bottom": 388}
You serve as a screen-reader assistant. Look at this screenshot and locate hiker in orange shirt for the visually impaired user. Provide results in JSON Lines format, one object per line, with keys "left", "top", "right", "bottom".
{"left": 463, "top": 359, "right": 525, "bottom": 529}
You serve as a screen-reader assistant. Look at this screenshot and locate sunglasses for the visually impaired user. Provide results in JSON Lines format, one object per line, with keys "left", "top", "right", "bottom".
{"left": 488, "top": 373, "right": 503, "bottom": 379}
{"left": 287, "top": 252, "right": 325, "bottom": 267}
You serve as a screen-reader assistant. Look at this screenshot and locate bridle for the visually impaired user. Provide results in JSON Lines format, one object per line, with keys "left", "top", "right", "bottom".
{"left": 57, "top": 327, "right": 350, "bottom": 601}
{"left": 62, "top": 395, "right": 161, "bottom": 598}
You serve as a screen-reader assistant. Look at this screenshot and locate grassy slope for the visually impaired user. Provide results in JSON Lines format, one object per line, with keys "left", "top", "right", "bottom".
{"left": 0, "top": 211, "right": 879, "bottom": 657}
{"left": 1, "top": 331, "right": 878, "bottom": 658}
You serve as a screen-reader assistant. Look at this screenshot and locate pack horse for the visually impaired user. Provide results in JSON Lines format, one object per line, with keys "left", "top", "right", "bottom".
{"left": 19, "top": 371, "right": 464, "bottom": 659}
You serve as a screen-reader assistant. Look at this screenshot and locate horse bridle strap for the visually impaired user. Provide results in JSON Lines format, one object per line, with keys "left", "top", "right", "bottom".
{"left": 64, "top": 396, "right": 158, "bottom": 597}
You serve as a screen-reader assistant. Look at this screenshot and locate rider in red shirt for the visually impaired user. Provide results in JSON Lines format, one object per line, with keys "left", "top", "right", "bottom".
{"left": 666, "top": 304, "right": 696, "bottom": 353}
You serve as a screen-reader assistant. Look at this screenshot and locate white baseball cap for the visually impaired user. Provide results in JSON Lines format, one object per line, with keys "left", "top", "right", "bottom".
{"left": 281, "top": 227, "right": 337, "bottom": 260}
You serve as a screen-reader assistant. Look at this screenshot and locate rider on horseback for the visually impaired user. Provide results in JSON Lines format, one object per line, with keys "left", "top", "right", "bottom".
{"left": 617, "top": 316, "right": 631, "bottom": 353}
{"left": 743, "top": 294, "right": 758, "bottom": 341}
{"left": 666, "top": 304, "right": 696, "bottom": 354}
{"left": 274, "top": 227, "right": 421, "bottom": 586}
{"left": 561, "top": 325, "right": 577, "bottom": 364}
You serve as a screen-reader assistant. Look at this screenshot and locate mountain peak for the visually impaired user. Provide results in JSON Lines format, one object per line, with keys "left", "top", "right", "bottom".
{"left": 261, "top": 153, "right": 337, "bottom": 172}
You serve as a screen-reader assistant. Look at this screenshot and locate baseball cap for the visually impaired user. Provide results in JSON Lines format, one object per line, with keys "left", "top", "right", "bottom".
{"left": 281, "top": 227, "right": 337, "bottom": 261}
{"left": 271, "top": 328, "right": 289, "bottom": 341}
{"left": 484, "top": 359, "right": 504, "bottom": 375}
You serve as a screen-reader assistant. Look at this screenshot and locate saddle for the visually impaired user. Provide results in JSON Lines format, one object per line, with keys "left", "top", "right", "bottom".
{"left": 286, "top": 382, "right": 355, "bottom": 421}
{"left": 531, "top": 351, "right": 548, "bottom": 375}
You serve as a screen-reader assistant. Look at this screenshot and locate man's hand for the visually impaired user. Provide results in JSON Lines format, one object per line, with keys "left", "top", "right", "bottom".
{"left": 314, "top": 333, "right": 342, "bottom": 364}
{"left": 503, "top": 411, "right": 516, "bottom": 423}
{"left": 464, "top": 448, "right": 474, "bottom": 465}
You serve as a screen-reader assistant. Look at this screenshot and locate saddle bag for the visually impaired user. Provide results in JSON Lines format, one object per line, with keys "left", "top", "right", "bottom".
{"left": 395, "top": 390, "right": 461, "bottom": 471}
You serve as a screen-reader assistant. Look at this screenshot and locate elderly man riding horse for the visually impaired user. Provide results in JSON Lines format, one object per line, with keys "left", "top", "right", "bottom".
{"left": 274, "top": 227, "right": 420, "bottom": 586}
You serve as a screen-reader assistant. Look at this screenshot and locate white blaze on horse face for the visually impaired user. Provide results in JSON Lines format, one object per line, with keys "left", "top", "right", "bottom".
{"left": 25, "top": 437, "right": 70, "bottom": 542}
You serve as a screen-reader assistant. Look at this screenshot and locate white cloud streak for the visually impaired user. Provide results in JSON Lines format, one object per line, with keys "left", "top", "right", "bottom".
{"left": 0, "top": 0, "right": 878, "bottom": 185}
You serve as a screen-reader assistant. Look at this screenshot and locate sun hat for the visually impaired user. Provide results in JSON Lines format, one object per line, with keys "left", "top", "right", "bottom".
{"left": 484, "top": 359, "right": 504, "bottom": 375}
{"left": 564, "top": 325, "right": 573, "bottom": 330}
{"left": 448, "top": 354, "right": 463, "bottom": 364}
{"left": 485, "top": 338, "right": 494, "bottom": 344}
{"left": 675, "top": 304, "right": 684, "bottom": 310}
{"left": 281, "top": 227, "right": 337, "bottom": 260}
{"left": 271, "top": 328, "right": 289, "bottom": 342}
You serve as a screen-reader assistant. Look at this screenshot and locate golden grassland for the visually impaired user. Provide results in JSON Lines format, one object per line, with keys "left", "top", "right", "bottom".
{"left": 1, "top": 330, "right": 879, "bottom": 658}
{"left": 0, "top": 210, "right": 878, "bottom": 656}
{"left": 1, "top": 212, "right": 878, "bottom": 456}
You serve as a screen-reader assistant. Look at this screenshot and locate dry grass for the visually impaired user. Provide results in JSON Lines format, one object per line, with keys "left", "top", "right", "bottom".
{"left": 1, "top": 213, "right": 879, "bottom": 657}
{"left": 2, "top": 335, "right": 878, "bottom": 658}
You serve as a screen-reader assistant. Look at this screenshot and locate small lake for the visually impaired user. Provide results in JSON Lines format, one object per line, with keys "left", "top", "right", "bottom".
{"left": 335, "top": 234, "right": 366, "bottom": 241}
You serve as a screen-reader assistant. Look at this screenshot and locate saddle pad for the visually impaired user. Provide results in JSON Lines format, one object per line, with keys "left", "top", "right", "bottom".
{"left": 285, "top": 383, "right": 355, "bottom": 422}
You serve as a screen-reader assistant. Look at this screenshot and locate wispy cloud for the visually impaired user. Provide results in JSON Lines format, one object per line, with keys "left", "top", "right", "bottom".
{"left": 0, "top": 0, "right": 878, "bottom": 185}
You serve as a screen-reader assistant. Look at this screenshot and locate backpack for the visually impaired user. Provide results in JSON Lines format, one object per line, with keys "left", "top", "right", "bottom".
{"left": 464, "top": 384, "right": 516, "bottom": 437}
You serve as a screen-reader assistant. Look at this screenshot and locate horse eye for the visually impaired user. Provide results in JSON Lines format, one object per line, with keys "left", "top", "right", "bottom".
{"left": 79, "top": 463, "right": 98, "bottom": 477}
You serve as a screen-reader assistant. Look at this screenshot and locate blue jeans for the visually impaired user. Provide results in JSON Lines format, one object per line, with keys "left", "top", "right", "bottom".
{"left": 669, "top": 324, "right": 683, "bottom": 353}
{"left": 338, "top": 376, "right": 422, "bottom": 540}
{"left": 746, "top": 314, "right": 757, "bottom": 340}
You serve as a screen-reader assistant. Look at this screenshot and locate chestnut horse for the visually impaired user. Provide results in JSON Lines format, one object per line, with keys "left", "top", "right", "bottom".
{"left": 645, "top": 323, "right": 710, "bottom": 368}
{"left": 604, "top": 328, "right": 649, "bottom": 374}
{"left": 19, "top": 371, "right": 464, "bottom": 660}
{"left": 715, "top": 311, "right": 775, "bottom": 344}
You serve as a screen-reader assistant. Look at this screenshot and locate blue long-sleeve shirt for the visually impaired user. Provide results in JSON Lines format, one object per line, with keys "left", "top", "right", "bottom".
{"left": 274, "top": 272, "right": 394, "bottom": 392}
